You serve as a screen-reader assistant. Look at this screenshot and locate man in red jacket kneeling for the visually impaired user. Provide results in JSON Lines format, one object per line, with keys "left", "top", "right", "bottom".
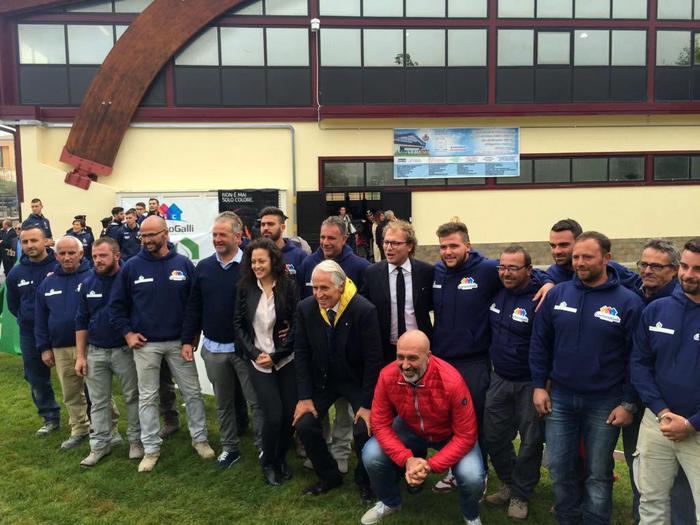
{"left": 360, "top": 330, "right": 486, "bottom": 525}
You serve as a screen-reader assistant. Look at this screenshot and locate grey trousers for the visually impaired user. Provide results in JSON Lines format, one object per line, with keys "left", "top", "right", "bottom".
{"left": 85, "top": 345, "right": 140, "bottom": 450}
{"left": 483, "top": 371, "right": 545, "bottom": 501}
{"left": 201, "top": 347, "right": 263, "bottom": 452}
{"left": 132, "top": 341, "right": 208, "bottom": 454}
{"left": 324, "top": 398, "right": 353, "bottom": 461}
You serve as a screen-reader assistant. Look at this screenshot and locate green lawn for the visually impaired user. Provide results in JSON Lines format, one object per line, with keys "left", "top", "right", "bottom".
{"left": 0, "top": 353, "right": 635, "bottom": 524}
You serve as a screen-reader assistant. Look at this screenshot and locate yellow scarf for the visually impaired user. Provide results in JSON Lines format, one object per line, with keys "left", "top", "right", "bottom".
{"left": 319, "top": 277, "right": 357, "bottom": 327}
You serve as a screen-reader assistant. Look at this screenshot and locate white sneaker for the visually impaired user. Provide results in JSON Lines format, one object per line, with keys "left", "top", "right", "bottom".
{"left": 138, "top": 452, "right": 159, "bottom": 472}
{"left": 80, "top": 447, "right": 111, "bottom": 467}
{"left": 432, "top": 470, "right": 456, "bottom": 493}
{"left": 463, "top": 518, "right": 482, "bottom": 525}
{"left": 360, "top": 501, "right": 401, "bottom": 525}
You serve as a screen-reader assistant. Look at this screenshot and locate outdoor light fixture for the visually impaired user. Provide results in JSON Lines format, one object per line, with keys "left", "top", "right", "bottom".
{"left": 310, "top": 18, "right": 320, "bottom": 32}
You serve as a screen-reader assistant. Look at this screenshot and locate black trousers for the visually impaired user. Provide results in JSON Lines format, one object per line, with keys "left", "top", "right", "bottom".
{"left": 296, "top": 380, "right": 370, "bottom": 488}
{"left": 248, "top": 361, "right": 296, "bottom": 467}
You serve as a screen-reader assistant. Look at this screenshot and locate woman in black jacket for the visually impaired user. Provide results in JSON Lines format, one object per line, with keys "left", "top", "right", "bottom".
{"left": 234, "top": 237, "right": 299, "bottom": 486}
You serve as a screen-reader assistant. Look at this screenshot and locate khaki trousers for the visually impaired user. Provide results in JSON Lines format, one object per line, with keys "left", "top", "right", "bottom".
{"left": 53, "top": 346, "right": 89, "bottom": 437}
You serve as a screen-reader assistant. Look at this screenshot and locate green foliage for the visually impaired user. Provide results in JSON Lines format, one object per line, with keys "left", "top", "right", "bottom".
{"left": 0, "top": 354, "right": 634, "bottom": 524}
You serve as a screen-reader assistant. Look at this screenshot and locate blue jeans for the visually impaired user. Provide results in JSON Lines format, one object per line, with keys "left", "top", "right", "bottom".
{"left": 546, "top": 389, "right": 621, "bottom": 525}
{"left": 19, "top": 332, "right": 60, "bottom": 423}
{"left": 362, "top": 418, "right": 486, "bottom": 520}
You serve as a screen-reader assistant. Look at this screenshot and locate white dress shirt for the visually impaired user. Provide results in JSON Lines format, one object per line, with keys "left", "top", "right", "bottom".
{"left": 388, "top": 259, "right": 418, "bottom": 344}
{"left": 251, "top": 280, "right": 293, "bottom": 373}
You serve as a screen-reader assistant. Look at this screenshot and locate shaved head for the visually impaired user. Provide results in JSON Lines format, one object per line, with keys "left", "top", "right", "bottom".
{"left": 142, "top": 215, "right": 166, "bottom": 230}
{"left": 397, "top": 330, "right": 430, "bottom": 354}
{"left": 396, "top": 330, "right": 431, "bottom": 384}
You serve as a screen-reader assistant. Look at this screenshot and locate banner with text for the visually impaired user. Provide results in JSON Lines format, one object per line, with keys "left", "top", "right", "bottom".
{"left": 218, "top": 190, "right": 281, "bottom": 237}
{"left": 394, "top": 127, "right": 519, "bottom": 180}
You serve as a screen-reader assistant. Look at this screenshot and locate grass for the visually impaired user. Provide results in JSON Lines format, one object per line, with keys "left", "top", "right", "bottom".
{"left": 0, "top": 353, "right": 635, "bottom": 525}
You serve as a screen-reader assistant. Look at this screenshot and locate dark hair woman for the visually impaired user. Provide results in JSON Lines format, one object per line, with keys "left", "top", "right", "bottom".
{"left": 234, "top": 237, "right": 299, "bottom": 486}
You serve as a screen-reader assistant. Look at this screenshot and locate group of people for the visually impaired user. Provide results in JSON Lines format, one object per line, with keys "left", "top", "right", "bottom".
{"left": 3, "top": 196, "right": 699, "bottom": 525}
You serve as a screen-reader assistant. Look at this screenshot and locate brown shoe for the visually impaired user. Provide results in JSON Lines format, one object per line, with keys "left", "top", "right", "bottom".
{"left": 138, "top": 452, "right": 160, "bottom": 472}
{"left": 484, "top": 485, "right": 511, "bottom": 506}
{"left": 158, "top": 423, "right": 180, "bottom": 440}
{"left": 508, "top": 497, "right": 528, "bottom": 520}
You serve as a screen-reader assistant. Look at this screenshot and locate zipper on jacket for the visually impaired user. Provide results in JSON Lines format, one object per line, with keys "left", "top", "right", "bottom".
{"left": 412, "top": 384, "right": 426, "bottom": 435}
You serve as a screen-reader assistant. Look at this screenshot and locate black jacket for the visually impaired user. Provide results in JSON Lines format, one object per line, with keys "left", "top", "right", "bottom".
{"left": 294, "top": 291, "right": 383, "bottom": 409}
{"left": 234, "top": 276, "right": 298, "bottom": 364}
{"left": 360, "top": 257, "right": 434, "bottom": 363}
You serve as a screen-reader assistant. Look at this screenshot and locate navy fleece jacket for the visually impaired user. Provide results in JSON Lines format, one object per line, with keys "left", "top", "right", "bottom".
{"left": 116, "top": 224, "right": 141, "bottom": 261}
{"left": 75, "top": 269, "right": 125, "bottom": 349}
{"left": 488, "top": 278, "right": 540, "bottom": 382}
{"left": 109, "top": 243, "right": 195, "bottom": 341}
{"left": 22, "top": 214, "right": 52, "bottom": 238}
{"left": 181, "top": 253, "right": 241, "bottom": 345}
{"left": 546, "top": 260, "right": 642, "bottom": 292}
{"left": 34, "top": 259, "right": 91, "bottom": 351}
{"left": 281, "top": 238, "right": 307, "bottom": 277}
{"left": 6, "top": 251, "right": 57, "bottom": 334}
{"left": 529, "top": 266, "right": 644, "bottom": 401}
{"left": 631, "top": 285, "right": 700, "bottom": 430}
{"left": 298, "top": 244, "right": 370, "bottom": 298}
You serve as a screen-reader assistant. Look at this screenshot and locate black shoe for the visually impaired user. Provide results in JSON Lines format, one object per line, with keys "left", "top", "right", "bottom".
{"left": 359, "top": 485, "right": 376, "bottom": 504}
{"left": 303, "top": 479, "right": 341, "bottom": 496}
{"left": 263, "top": 465, "right": 281, "bottom": 486}
{"left": 158, "top": 422, "right": 180, "bottom": 440}
{"left": 278, "top": 461, "right": 293, "bottom": 481}
{"left": 405, "top": 480, "right": 424, "bottom": 495}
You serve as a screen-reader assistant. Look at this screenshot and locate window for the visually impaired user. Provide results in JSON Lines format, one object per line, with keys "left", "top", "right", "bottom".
{"left": 656, "top": 31, "right": 691, "bottom": 66}
{"left": 321, "top": 29, "right": 362, "bottom": 66}
{"left": 364, "top": 29, "right": 403, "bottom": 66}
{"left": 448, "top": 29, "right": 487, "bottom": 66}
{"left": 175, "top": 27, "right": 219, "bottom": 66}
{"left": 658, "top": 0, "right": 692, "bottom": 19}
{"left": 609, "top": 157, "right": 644, "bottom": 180}
{"left": 498, "top": 0, "right": 535, "bottom": 17}
{"left": 574, "top": 30, "right": 610, "bottom": 65}
{"left": 18, "top": 25, "right": 66, "bottom": 64}
{"left": 538, "top": 32, "right": 570, "bottom": 64}
{"left": 498, "top": 30, "right": 534, "bottom": 65}
{"left": 406, "top": 0, "right": 445, "bottom": 17}
{"left": 220, "top": 28, "right": 265, "bottom": 66}
{"left": 265, "top": 0, "right": 308, "bottom": 16}
{"left": 363, "top": 0, "right": 404, "bottom": 17}
{"left": 612, "top": 0, "right": 647, "bottom": 19}
{"left": 572, "top": 157, "right": 608, "bottom": 181}
{"left": 654, "top": 156, "right": 690, "bottom": 180}
{"left": 537, "top": 0, "right": 572, "bottom": 18}
{"left": 319, "top": 0, "right": 360, "bottom": 16}
{"left": 611, "top": 30, "right": 646, "bottom": 65}
{"left": 266, "top": 28, "right": 309, "bottom": 66}
{"left": 230, "top": 1, "right": 263, "bottom": 15}
{"left": 406, "top": 30, "right": 445, "bottom": 66}
{"left": 325, "top": 162, "right": 365, "bottom": 187}
{"left": 575, "top": 0, "right": 609, "bottom": 18}
{"left": 67, "top": 25, "right": 114, "bottom": 65}
{"left": 448, "top": 0, "right": 488, "bottom": 17}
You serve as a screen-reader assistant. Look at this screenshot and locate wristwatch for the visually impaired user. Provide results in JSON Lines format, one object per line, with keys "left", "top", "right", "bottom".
{"left": 621, "top": 402, "right": 638, "bottom": 414}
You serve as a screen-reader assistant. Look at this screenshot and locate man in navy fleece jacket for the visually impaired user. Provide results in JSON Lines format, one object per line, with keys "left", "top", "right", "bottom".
{"left": 34, "top": 236, "right": 91, "bottom": 450}
{"left": 631, "top": 238, "right": 700, "bottom": 524}
{"left": 530, "top": 231, "right": 644, "bottom": 525}
{"left": 109, "top": 216, "right": 213, "bottom": 472}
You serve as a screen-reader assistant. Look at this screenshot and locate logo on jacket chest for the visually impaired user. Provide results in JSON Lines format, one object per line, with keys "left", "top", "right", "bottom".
{"left": 134, "top": 275, "right": 154, "bottom": 285}
{"left": 594, "top": 305, "right": 621, "bottom": 324}
{"left": 44, "top": 288, "right": 62, "bottom": 297}
{"left": 286, "top": 263, "right": 296, "bottom": 275}
{"left": 17, "top": 279, "right": 32, "bottom": 288}
{"left": 489, "top": 303, "right": 500, "bottom": 314}
{"left": 86, "top": 290, "right": 103, "bottom": 299}
{"left": 169, "top": 270, "right": 187, "bottom": 281}
{"left": 649, "top": 322, "right": 674, "bottom": 335}
{"left": 457, "top": 277, "right": 478, "bottom": 290}
{"left": 512, "top": 307, "right": 529, "bottom": 323}
{"left": 554, "top": 301, "right": 577, "bottom": 313}
{"left": 694, "top": 333, "right": 699, "bottom": 341}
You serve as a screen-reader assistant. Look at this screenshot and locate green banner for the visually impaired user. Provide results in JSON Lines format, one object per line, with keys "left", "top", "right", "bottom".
{"left": 0, "top": 284, "right": 20, "bottom": 355}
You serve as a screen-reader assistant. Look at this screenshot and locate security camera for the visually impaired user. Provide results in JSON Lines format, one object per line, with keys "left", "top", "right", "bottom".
{"left": 310, "top": 18, "right": 320, "bottom": 32}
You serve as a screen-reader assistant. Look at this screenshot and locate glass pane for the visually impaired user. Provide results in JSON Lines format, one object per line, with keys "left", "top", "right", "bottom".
{"left": 497, "top": 159, "right": 533, "bottom": 184}
{"left": 114, "top": 0, "right": 152, "bottom": 12}
{"left": 534, "top": 159, "right": 570, "bottom": 183}
{"left": 498, "top": 30, "right": 534, "bottom": 66}
{"left": 266, "top": 28, "right": 309, "bottom": 66}
{"left": 230, "top": 1, "right": 263, "bottom": 14}
{"left": 406, "top": 30, "right": 445, "bottom": 67}
{"left": 410, "top": 178, "right": 446, "bottom": 186}
{"left": 656, "top": 31, "right": 691, "bottom": 65}
{"left": 406, "top": 0, "right": 446, "bottom": 17}
{"left": 67, "top": 1, "right": 112, "bottom": 12}
{"left": 68, "top": 25, "right": 114, "bottom": 65}
{"left": 657, "top": 0, "right": 692, "bottom": 19}
{"left": 691, "top": 157, "right": 700, "bottom": 179}
{"left": 696, "top": 0, "right": 700, "bottom": 18}
{"left": 265, "top": 0, "right": 308, "bottom": 15}
{"left": 574, "top": 30, "right": 610, "bottom": 65}
{"left": 448, "top": 29, "right": 487, "bottom": 66}
{"left": 175, "top": 27, "right": 219, "bottom": 66}
{"left": 572, "top": 157, "right": 608, "bottom": 182}
{"left": 499, "top": 0, "right": 535, "bottom": 17}
{"left": 538, "top": 32, "right": 571, "bottom": 65}
{"left": 696, "top": 34, "right": 700, "bottom": 64}
{"left": 449, "top": 0, "right": 488, "bottom": 17}
{"left": 447, "top": 177, "right": 486, "bottom": 185}
{"left": 221, "top": 27, "right": 264, "bottom": 66}
{"left": 115, "top": 25, "right": 128, "bottom": 41}
{"left": 611, "top": 30, "right": 646, "bottom": 65}
{"left": 609, "top": 157, "right": 644, "bottom": 181}
{"left": 18, "top": 25, "right": 66, "bottom": 65}
{"left": 537, "top": 0, "right": 573, "bottom": 18}
{"left": 320, "top": 0, "right": 361, "bottom": 15}
{"left": 364, "top": 29, "right": 403, "bottom": 67}
{"left": 367, "top": 162, "right": 402, "bottom": 186}
{"left": 612, "top": 0, "right": 647, "bottom": 18}
{"left": 575, "top": 0, "right": 610, "bottom": 18}
{"left": 363, "top": 0, "right": 404, "bottom": 17}
{"left": 654, "top": 156, "right": 690, "bottom": 180}
{"left": 325, "top": 163, "right": 364, "bottom": 187}
{"left": 321, "top": 29, "right": 361, "bottom": 66}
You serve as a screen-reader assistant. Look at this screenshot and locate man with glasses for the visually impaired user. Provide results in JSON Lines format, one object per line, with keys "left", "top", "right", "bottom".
{"left": 109, "top": 216, "right": 214, "bottom": 472}
{"left": 482, "top": 246, "right": 544, "bottom": 520}
{"left": 360, "top": 220, "right": 433, "bottom": 365}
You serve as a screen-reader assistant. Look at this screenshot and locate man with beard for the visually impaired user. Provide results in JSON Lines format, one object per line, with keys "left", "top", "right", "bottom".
{"left": 259, "top": 207, "right": 306, "bottom": 277}
{"left": 530, "top": 231, "right": 644, "bottom": 524}
{"left": 360, "top": 330, "right": 485, "bottom": 525}
{"left": 109, "top": 216, "right": 214, "bottom": 472}
{"left": 631, "top": 238, "right": 700, "bottom": 524}
{"left": 74, "top": 237, "right": 142, "bottom": 466}
{"left": 34, "top": 236, "right": 91, "bottom": 450}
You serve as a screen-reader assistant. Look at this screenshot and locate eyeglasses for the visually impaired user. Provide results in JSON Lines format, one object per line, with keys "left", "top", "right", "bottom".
{"left": 496, "top": 264, "right": 528, "bottom": 273}
{"left": 140, "top": 229, "right": 166, "bottom": 239}
{"left": 636, "top": 261, "right": 675, "bottom": 272}
{"left": 383, "top": 240, "right": 408, "bottom": 248}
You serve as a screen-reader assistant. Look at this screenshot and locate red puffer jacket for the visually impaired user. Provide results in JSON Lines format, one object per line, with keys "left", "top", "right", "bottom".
{"left": 371, "top": 356, "right": 478, "bottom": 473}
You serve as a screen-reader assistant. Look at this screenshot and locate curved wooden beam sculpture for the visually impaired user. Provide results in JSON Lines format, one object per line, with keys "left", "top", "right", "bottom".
{"left": 61, "top": 0, "right": 247, "bottom": 189}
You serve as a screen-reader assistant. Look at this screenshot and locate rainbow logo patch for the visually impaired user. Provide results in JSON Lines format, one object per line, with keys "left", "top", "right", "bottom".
{"left": 594, "top": 305, "right": 621, "bottom": 324}
{"left": 169, "top": 270, "right": 187, "bottom": 282}
{"left": 457, "top": 276, "right": 478, "bottom": 290}
{"left": 512, "top": 307, "right": 529, "bottom": 323}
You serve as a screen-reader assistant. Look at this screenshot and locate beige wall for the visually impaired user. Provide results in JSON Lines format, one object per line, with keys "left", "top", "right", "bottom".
{"left": 18, "top": 114, "right": 700, "bottom": 241}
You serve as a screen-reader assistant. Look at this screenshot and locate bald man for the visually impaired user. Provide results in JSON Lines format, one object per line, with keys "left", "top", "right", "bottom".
{"left": 361, "top": 330, "right": 486, "bottom": 525}
{"left": 109, "top": 216, "right": 214, "bottom": 472}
